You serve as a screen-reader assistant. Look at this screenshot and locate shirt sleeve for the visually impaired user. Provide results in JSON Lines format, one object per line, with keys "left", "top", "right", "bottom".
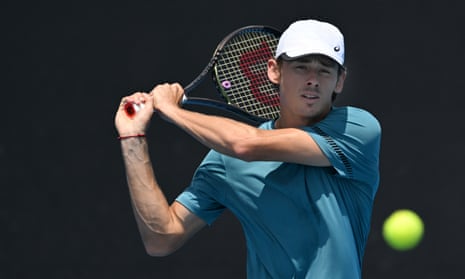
{"left": 175, "top": 150, "right": 227, "bottom": 226}
{"left": 303, "top": 107, "right": 381, "bottom": 186}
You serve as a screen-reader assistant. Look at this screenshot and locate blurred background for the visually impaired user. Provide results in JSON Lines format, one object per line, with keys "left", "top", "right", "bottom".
{"left": 2, "top": 0, "right": 464, "bottom": 278}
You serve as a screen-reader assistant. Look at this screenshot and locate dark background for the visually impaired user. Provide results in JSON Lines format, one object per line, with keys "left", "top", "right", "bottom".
{"left": 2, "top": 0, "right": 464, "bottom": 278}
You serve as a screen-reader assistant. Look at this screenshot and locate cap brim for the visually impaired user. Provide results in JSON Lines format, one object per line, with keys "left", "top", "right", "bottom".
{"left": 279, "top": 53, "right": 345, "bottom": 69}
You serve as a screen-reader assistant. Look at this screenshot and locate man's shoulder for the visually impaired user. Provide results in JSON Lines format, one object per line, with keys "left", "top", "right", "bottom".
{"left": 331, "top": 106, "right": 381, "bottom": 128}
{"left": 332, "top": 105, "right": 376, "bottom": 116}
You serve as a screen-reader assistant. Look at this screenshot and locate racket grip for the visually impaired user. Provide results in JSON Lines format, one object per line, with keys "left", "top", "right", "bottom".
{"left": 124, "top": 102, "right": 145, "bottom": 117}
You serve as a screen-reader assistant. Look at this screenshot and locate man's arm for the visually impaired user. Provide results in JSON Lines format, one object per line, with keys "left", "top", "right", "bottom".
{"left": 115, "top": 93, "right": 206, "bottom": 256}
{"left": 120, "top": 138, "right": 206, "bottom": 256}
{"left": 152, "top": 83, "right": 331, "bottom": 167}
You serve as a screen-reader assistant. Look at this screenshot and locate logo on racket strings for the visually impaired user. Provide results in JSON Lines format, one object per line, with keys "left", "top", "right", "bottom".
{"left": 239, "top": 41, "right": 279, "bottom": 107}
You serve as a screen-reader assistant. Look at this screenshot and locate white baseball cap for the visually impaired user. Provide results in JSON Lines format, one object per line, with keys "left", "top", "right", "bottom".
{"left": 275, "top": 19, "right": 345, "bottom": 67}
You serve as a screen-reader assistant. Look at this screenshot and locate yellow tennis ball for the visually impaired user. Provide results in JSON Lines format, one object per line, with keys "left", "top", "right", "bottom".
{"left": 382, "top": 209, "right": 424, "bottom": 251}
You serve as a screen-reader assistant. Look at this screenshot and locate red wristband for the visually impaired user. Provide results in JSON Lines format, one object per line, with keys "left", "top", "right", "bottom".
{"left": 117, "top": 134, "right": 146, "bottom": 140}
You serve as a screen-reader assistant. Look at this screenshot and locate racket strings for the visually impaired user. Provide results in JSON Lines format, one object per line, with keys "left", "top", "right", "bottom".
{"left": 214, "top": 30, "right": 280, "bottom": 120}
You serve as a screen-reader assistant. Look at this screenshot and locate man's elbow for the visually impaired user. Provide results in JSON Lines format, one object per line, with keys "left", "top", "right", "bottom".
{"left": 144, "top": 242, "right": 179, "bottom": 257}
{"left": 142, "top": 235, "right": 183, "bottom": 257}
{"left": 231, "top": 141, "right": 261, "bottom": 162}
{"left": 145, "top": 246, "right": 174, "bottom": 257}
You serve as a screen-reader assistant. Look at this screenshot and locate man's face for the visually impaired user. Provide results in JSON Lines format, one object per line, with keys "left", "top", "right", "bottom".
{"left": 270, "top": 54, "right": 346, "bottom": 124}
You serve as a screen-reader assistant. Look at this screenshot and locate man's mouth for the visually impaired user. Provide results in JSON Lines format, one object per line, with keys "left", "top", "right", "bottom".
{"left": 302, "top": 94, "right": 319, "bottom": 99}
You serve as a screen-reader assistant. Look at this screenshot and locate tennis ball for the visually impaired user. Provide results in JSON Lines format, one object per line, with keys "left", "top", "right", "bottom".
{"left": 382, "top": 209, "right": 424, "bottom": 251}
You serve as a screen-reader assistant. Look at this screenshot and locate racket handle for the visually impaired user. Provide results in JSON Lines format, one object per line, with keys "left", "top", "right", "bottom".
{"left": 124, "top": 102, "right": 145, "bottom": 117}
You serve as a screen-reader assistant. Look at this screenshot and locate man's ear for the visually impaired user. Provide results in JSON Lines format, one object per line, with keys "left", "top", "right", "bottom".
{"left": 334, "top": 70, "right": 347, "bottom": 94}
{"left": 267, "top": 59, "right": 280, "bottom": 84}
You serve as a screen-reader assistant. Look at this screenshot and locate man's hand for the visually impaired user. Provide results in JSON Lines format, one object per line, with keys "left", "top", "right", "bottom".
{"left": 149, "top": 83, "right": 184, "bottom": 121}
{"left": 115, "top": 92, "right": 154, "bottom": 137}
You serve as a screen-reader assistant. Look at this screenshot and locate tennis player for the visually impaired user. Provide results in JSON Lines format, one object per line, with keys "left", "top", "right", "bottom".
{"left": 115, "top": 19, "right": 381, "bottom": 278}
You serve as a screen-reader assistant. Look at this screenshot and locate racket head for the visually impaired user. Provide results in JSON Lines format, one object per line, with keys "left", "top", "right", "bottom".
{"left": 211, "top": 26, "right": 281, "bottom": 121}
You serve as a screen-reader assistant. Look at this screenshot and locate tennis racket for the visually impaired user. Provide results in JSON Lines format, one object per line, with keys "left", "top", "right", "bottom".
{"left": 125, "top": 25, "right": 281, "bottom": 124}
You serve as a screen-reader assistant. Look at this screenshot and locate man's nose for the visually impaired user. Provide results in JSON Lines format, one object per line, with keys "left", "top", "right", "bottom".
{"left": 306, "top": 72, "right": 319, "bottom": 87}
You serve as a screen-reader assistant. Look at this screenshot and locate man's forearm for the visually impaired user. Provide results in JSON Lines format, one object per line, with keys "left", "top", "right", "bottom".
{"left": 160, "top": 106, "right": 259, "bottom": 158}
{"left": 120, "top": 137, "right": 173, "bottom": 233}
{"left": 119, "top": 136, "right": 207, "bottom": 256}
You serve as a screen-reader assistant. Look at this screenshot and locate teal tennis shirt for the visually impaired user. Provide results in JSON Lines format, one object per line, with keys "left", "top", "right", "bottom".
{"left": 176, "top": 106, "right": 381, "bottom": 279}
